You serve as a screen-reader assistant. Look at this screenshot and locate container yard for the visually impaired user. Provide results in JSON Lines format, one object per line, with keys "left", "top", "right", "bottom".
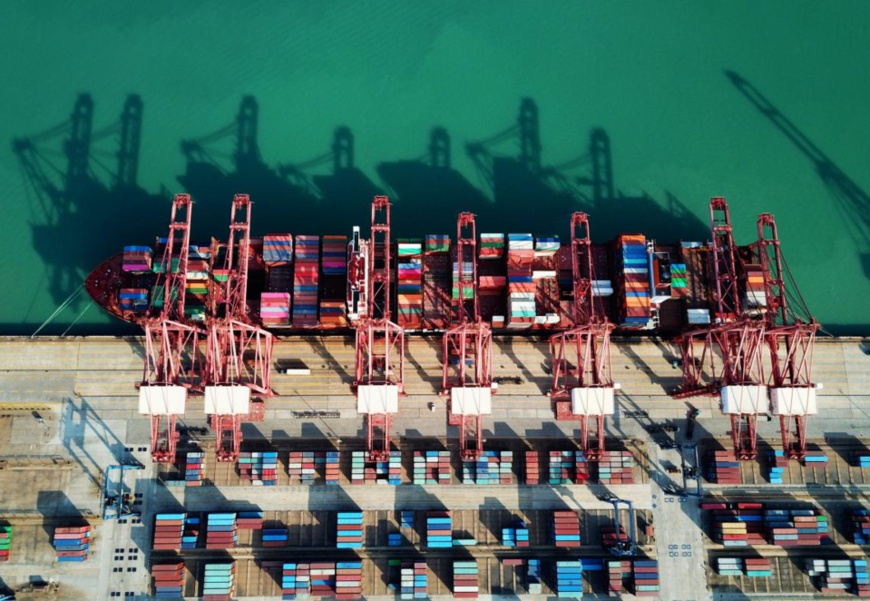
{"left": 0, "top": 193, "right": 868, "bottom": 601}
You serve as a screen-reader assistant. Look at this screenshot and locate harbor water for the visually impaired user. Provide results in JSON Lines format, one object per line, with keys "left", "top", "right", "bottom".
{"left": 1, "top": 2, "right": 868, "bottom": 336}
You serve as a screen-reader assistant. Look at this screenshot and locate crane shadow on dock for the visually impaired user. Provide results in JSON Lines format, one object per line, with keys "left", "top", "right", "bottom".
{"left": 59, "top": 397, "right": 128, "bottom": 487}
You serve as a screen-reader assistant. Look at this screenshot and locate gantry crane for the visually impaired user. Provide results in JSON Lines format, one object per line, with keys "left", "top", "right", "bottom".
{"left": 607, "top": 498, "right": 638, "bottom": 557}
{"left": 138, "top": 194, "right": 201, "bottom": 463}
{"left": 350, "top": 196, "right": 405, "bottom": 461}
{"left": 441, "top": 212, "right": 494, "bottom": 461}
{"left": 549, "top": 213, "right": 618, "bottom": 460}
{"left": 754, "top": 214, "right": 821, "bottom": 461}
{"left": 673, "top": 198, "right": 767, "bottom": 460}
{"left": 204, "top": 194, "right": 274, "bottom": 462}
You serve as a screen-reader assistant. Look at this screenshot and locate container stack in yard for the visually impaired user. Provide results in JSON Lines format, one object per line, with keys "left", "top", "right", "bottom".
{"left": 183, "top": 451, "right": 205, "bottom": 486}
{"left": 336, "top": 512, "right": 364, "bottom": 549}
{"left": 413, "top": 450, "right": 451, "bottom": 484}
{"left": 548, "top": 451, "right": 589, "bottom": 485}
{"left": 852, "top": 510, "right": 870, "bottom": 544}
{"left": 237, "top": 511, "right": 264, "bottom": 531}
{"left": 527, "top": 559, "right": 542, "bottom": 594}
{"left": 320, "top": 235, "right": 348, "bottom": 327}
{"left": 400, "top": 560, "right": 427, "bottom": 599}
{"left": 238, "top": 451, "right": 278, "bottom": 485}
{"left": 462, "top": 450, "right": 513, "bottom": 484}
{"left": 551, "top": 511, "right": 581, "bottom": 547}
{"left": 426, "top": 511, "right": 452, "bottom": 548}
{"left": 632, "top": 559, "right": 661, "bottom": 597}
{"left": 153, "top": 513, "right": 185, "bottom": 550}
{"left": 325, "top": 450, "right": 340, "bottom": 484}
{"left": 706, "top": 503, "right": 765, "bottom": 547}
{"left": 501, "top": 520, "right": 530, "bottom": 547}
{"left": 262, "top": 526, "right": 289, "bottom": 547}
{"left": 287, "top": 450, "right": 322, "bottom": 484}
{"left": 334, "top": 561, "right": 363, "bottom": 599}
{"left": 524, "top": 451, "right": 539, "bottom": 484}
{"left": 205, "top": 513, "right": 238, "bottom": 549}
{"left": 851, "top": 451, "right": 870, "bottom": 468}
{"left": 292, "top": 235, "right": 320, "bottom": 327}
{"left": 717, "top": 557, "right": 743, "bottom": 576}
{"left": 397, "top": 239, "right": 424, "bottom": 329}
{"left": 705, "top": 450, "right": 743, "bottom": 484}
{"left": 152, "top": 560, "right": 185, "bottom": 599}
{"left": 744, "top": 557, "right": 773, "bottom": 577}
{"left": 310, "top": 562, "right": 337, "bottom": 597}
{"left": 351, "top": 450, "right": 401, "bottom": 484}
{"left": 607, "top": 559, "right": 631, "bottom": 595}
{"left": 596, "top": 450, "right": 634, "bottom": 484}
{"left": 0, "top": 524, "right": 11, "bottom": 562}
{"left": 281, "top": 563, "right": 311, "bottom": 600}
{"left": 765, "top": 508, "right": 828, "bottom": 545}
{"left": 767, "top": 449, "right": 786, "bottom": 484}
{"left": 453, "top": 560, "right": 479, "bottom": 599}
{"left": 554, "top": 560, "right": 584, "bottom": 597}
{"left": 202, "top": 561, "right": 235, "bottom": 601}
{"left": 399, "top": 510, "right": 414, "bottom": 530}
{"left": 803, "top": 450, "right": 828, "bottom": 465}
{"left": 806, "top": 558, "right": 870, "bottom": 595}
{"left": 181, "top": 515, "right": 199, "bottom": 550}
{"left": 53, "top": 524, "right": 90, "bottom": 562}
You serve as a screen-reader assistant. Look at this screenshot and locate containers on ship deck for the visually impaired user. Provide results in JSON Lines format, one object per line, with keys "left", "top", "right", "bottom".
{"left": 293, "top": 235, "right": 320, "bottom": 327}
{"left": 320, "top": 235, "right": 348, "bottom": 327}
{"left": 119, "top": 288, "right": 149, "bottom": 312}
{"left": 122, "top": 245, "right": 153, "bottom": 273}
{"left": 263, "top": 234, "right": 293, "bottom": 265}
{"left": 261, "top": 292, "right": 291, "bottom": 326}
{"left": 422, "top": 237, "right": 451, "bottom": 329}
{"left": 398, "top": 239, "right": 423, "bottom": 329}
{"left": 506, "top": 234, "right": 535, "bottom": 329}
{"left": 615, "top": 234, "right": 650, "bottom": 327}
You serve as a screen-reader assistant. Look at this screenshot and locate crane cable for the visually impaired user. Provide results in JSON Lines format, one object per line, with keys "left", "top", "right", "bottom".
{"left": 31, "top": 284, "right": 85, "bottom": 338}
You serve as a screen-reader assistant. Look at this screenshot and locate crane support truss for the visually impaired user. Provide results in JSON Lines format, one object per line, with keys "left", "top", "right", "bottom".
{"left": 673, "top": 198, "right": 768, "bottom": 461}
{"left": 205, "top": 194, "right": 274, "bottom": 462}
{"left": 442, "top": 212, "right": 493, "bottom": 460}
{"left": 755, "top": 213, "right": 820, "bottom": 460}
{"left": 549, "top": 212, "right": 615, "bottom": 460}
{"left": 138, "top": 194, "right": 197, "bottom": 463}
{"left": 353, "top": 197, "right": 405, "bottom": 461}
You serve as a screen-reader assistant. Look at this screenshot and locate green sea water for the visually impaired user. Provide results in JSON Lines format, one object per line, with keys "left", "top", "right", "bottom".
{"left": 2, "top": 2, "right": 868, "bottom": 336}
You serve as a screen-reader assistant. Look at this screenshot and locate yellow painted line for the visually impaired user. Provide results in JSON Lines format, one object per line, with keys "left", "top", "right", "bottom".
{"left": 0, "top": 403, "right": 53, "bottom": 411}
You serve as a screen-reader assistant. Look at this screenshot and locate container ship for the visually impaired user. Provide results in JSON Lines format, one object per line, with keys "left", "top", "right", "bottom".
{"left": 85, "top": 194, "right": 765, "bottom": 335}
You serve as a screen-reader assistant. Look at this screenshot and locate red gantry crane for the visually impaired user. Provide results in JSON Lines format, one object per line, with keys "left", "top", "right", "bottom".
{"left": 549, "top": 212, "right": 618, "bottom": 460}
{"left": 350, "top": 196, "right": 405, "bottom": 462}
{"left": 673, "top": 198, "right": 767, "bottom": 461}
{"left": 441, "top": 212, "right": 494, "bottom": 461}
{"left": 138, "top": 194, "right": 201, "bottom": 463}
{"left": 204, "top": 194, "right": 274, "bottom": 462}
{"left": 754, "top": 213, "right": 821, "bottom": 461}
